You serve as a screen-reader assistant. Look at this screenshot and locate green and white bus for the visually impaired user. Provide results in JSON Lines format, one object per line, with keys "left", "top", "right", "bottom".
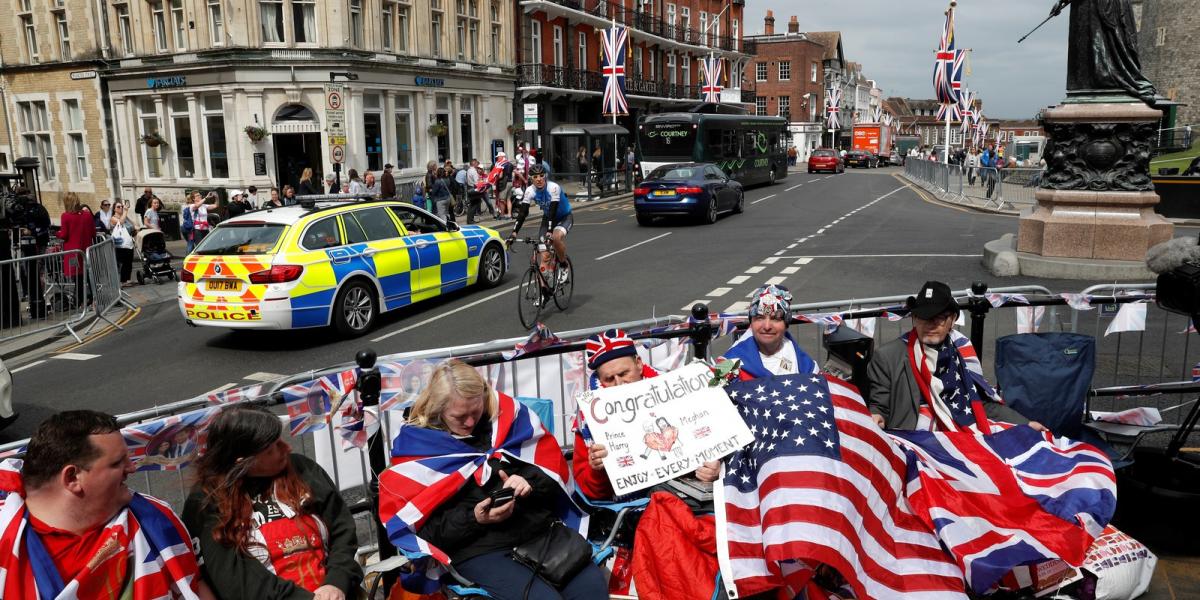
{"left": 636, "top": 112, "right": 789, "bottom": 186}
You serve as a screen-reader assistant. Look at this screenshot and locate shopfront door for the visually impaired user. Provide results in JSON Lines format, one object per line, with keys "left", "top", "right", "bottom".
{"left": 274, "top": 132, "right": 323, "bottom": 193}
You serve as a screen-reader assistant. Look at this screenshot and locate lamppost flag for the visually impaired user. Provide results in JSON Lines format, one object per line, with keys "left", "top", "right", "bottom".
{"left": 701, "top": 55, "right": 723, "bottom": 103}
{"left": 825, "top": 88, "right": 841, "bottom": 130}
{"left": 933, "top": 5, "right": 961, "bottom": 105}
{"left": 601, "top": 25, "right": 629, "bottom": 117}
{"left": 959, "top": 89, "right": 975, "bottom": 134}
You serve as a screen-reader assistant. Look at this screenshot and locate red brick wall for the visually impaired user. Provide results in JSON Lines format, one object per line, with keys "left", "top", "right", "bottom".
{"left": 745, "top": 37, "right": 826, "bottom": 119}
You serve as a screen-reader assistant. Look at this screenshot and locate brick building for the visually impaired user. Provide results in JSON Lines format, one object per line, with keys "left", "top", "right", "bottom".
{"left": 742, "top": 12, "right": 827, "bottom": 161}
{"left": 1132, "top": 0, "right": 1198, "bottom": 131}
{"left": 516, "top": 0, "right": 752, "bottom": 174}
{"left": 0, "top": 0, "right": 114, "bottom": 217}
{"left": 885, "top": 97, "right": 1045, "bottom": 155}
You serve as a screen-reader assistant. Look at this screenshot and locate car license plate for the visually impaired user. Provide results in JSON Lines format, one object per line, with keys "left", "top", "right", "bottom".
{"left": 653, "top": 190, "right": 675, "bottom": 196}
{"left": 205, "top": 279, "right": 241, "bottom": 292}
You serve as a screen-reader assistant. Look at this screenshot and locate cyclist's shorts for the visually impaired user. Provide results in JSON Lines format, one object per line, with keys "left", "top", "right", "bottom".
{"left": 541, "top": 212, "right": 573, "bottom": 237}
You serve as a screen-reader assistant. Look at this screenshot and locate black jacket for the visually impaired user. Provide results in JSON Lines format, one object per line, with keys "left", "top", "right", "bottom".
{"left": 182, "top": 454, "right": 363, "bottom": 600}
{"left": 417, "top": 421, "right": 563, "bottom": 563}
{"left": 298, "top": 180, "right": 320, "bottom": 196}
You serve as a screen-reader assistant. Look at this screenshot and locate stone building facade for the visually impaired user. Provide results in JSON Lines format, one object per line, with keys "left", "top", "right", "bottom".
{"left": 743, "top": 13, "right": 827, "bottom": 161}
{"left": 1133, "top": 0, "right": 1199, "bottom": 128}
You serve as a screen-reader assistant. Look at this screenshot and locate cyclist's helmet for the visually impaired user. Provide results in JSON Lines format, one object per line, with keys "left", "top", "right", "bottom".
{"left": 528, "top": 164, "right": 547, "bottom": 177}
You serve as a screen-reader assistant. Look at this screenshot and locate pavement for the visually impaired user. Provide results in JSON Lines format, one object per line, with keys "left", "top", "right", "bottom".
{"left": 2, "top": 167, "right": 1196, "bottom": 598}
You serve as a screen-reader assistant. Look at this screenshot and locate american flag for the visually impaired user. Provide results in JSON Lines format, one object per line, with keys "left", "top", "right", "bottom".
{"left": 959, "top": 89, "right": 976, "bottom": 134}
{"left": 890, "top": 425, "right": 1116, "bottom": 595}
{"left": 601, "top": 25, "right": 629, "bottom": 116}
{"left": 933, "top": 5, "right": 961, "bottom": 106}
{"left": 701, "top": 55, "right": 724, "bottom": 103}
{"left": 378, "top": 392, "right": 584, "bottom": 592}
{"left": 717, "top": 374, "right": 968, "bottom": 599}
{"left": 825, "top": 88, "right": 842, "bottom": 130}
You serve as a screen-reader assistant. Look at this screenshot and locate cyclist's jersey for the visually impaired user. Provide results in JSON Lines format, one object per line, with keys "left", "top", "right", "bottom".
{"left": 521, "top": 181, "right": 572, "bottom": 220}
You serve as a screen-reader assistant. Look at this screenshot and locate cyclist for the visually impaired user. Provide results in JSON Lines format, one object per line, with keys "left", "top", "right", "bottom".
{"left": 508, "top": 164, "right": 572, "bottom": 291}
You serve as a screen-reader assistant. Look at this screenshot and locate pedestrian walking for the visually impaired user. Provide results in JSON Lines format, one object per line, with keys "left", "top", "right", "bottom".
{"left": 577, "top": 146, "right": 590, "bottom": 175}
{"left": 57, "top": 192, "right": 94, "bottom": 307}
{"left": 787, "top": 145, "right": 798, "bottom": 167}
{"left": 466, "top": 159, "right": 486, "bottom": 224}
{"left": 134, "top": 187, "right": 157, "bottom": 228}
{"left": 431, "top": 167, "right": 454, "bottom": 222}
{"left": 966, "top": 148, "right": 979, "bottom": 186}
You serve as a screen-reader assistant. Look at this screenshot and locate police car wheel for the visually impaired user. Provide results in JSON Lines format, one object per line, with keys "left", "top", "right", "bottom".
{"left": 333, "top": 280, "right": 377, "bottom": 337}
{"left": 479, "top": 245, "right": 504, "bottom": 288}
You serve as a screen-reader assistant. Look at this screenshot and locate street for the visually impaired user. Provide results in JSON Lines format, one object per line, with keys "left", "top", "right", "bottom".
{"left": 2, "top": 167, "right": 1063, "bottom": 442}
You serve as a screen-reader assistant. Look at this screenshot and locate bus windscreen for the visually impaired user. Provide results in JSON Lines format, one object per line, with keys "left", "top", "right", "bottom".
{"left": 639, "top": 122, "right": 695, "bottom": 159}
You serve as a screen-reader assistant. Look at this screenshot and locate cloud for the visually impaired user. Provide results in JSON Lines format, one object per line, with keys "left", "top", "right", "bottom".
{"left": 744, "top": 0, "right": 1070, "bottom": 119}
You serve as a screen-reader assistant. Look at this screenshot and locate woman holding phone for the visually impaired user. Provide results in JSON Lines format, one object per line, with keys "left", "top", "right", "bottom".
{"left": 390, "top": 360, "right": 606, "bottom": 600}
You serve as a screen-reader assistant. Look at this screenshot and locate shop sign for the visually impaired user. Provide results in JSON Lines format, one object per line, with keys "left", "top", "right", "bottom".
{"left": 415, "top": 76, "right": 445, "bottom": 87}
{"left": 146, "top": 75, "right": 187, "bottom": 89}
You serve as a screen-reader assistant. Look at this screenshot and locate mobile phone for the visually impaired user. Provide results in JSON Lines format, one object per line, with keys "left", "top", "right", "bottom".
{"left": 489, "top": 487, "right": 515, "bottom": 508}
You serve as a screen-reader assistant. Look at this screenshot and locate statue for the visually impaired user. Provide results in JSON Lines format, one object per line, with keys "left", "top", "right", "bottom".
{"left": 1025, "top": 0, "right": 1162, "bottom": 107}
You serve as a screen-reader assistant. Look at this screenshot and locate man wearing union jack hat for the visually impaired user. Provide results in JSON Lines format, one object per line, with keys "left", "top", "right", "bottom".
{"left": 721, "top": 284, "right": 819, "bottom": 380}
{"left": 572, "top": 328, "right": 720, "bottom": 500}
{"left": 0, "top": 410, "right": 212, "bottom": 599}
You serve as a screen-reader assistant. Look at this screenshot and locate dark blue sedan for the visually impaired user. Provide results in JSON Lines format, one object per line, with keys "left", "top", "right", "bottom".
{"left": 633, "top": 163, "right": 745, "bottom": 225}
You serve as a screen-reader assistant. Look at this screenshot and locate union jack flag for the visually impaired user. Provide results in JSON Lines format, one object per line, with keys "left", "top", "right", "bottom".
{"left": 825, "top": 87, "right": 842, "bottom": 130}
{"left": 503, "top": 322, "right": 565, "bottom": 360}
{"left": 871, "top": 107, "right": 882, "bottom": 123}
{"left": 122, "top": 405, "right": 218, "bottom": 471}
{"left": 959, "top": 89, "right": 976, "bottom": 133}
{"left": 701, "top": 54, "right": 723, "bottom": 103}
{"left": 601, "top": 25, "right": 629, "bottom": 116}
{"left": 378, "top": 393, "right": 584, "bottom": 592}
{"left": 933, "top": 5, "right": 962, "bottom": 106}
{"left": 281, "top": 375, "right": 337, "bottom": 437}
{"left": 975, "top": 118, "right": 990, "bottom": 147}
{"left": 936, "top": 99, "right": 962, "bottom": 122}
{"left": 717, "top": 374, "right": 1116, "bottom": 599}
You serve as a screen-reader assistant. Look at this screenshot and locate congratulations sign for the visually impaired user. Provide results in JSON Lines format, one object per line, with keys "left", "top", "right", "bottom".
{"left": 577, "top": 362, "right": 754, "bottom": 495}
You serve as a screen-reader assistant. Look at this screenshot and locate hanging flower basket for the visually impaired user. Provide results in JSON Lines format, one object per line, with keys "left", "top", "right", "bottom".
{"left": 507, "top": 124, "right": 526, "bottom": 135}
{"left": 243, "top": 125, "right": 271, "bottom": 143}
{"left": 140, "top": 132, "right": 168, "bottom": 148}
{"left": 428, "top": 122, "right": 448, "bottom": 137}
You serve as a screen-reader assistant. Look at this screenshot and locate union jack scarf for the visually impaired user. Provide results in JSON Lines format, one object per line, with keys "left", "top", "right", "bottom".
{"left": 901, "top": 328, "right": 1002, "bottom": 433}
{"left": 377, "top": 393, "right": 584, "bottom": 592}
{"left": 0, "top": 460, "right": 202, "bottom": 600}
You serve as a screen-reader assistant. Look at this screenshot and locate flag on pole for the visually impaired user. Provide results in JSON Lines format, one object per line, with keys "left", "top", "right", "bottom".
{"left": 825, "top": 87, "right": 842, "bottom": 130}
{"left": 701, "top": 55, "right": 723, "bottom": 103}
{"left": 959, "top": 89, "right": 976, "bottom": 134}
{"left": 933, "top": 5, "right": 960, "bottom": 105}
{"left": 871, "top": 107, "right": 882, "bottom": 122}
{"left": 975, "top": 118, "right": 989, "bottom": 147}
{"left": 601, "top": 25, "right": 629, "bottom": 116}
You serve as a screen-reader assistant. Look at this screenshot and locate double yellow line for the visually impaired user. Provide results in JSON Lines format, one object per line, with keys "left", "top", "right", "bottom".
{"left": 56, "top": 307, "right": 142, "bottom": 353}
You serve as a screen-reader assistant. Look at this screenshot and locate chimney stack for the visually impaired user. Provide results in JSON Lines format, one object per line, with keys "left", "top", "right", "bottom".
{"left": 788, "top": 16, "right": 799, "bottom": 34}
{"left": 765, "top": 10, "right": 775, "bottom": 36}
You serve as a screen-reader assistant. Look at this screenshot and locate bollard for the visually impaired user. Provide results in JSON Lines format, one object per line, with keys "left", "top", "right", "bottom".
{"left": 356, "top": 348, "right": 398, "bottom": 591}
{"left": 967, "top": 282, "right": 990, "bottom": 361}
{"left": 691, "top": 303, "right": 712, "bottom": 361}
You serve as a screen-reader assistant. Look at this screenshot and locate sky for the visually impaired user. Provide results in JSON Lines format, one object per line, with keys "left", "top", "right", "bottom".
{"left": 743, "top": 0, "right": 1072, "bottom": 119}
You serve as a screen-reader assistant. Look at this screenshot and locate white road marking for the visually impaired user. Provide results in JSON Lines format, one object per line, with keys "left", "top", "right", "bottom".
{"left": 774, "top": 250, "right": 786, "bottom": 256}
{"left": 204, "top": 383, "right": 238, "bottom": 395}
{"left": 707, "top": 287, "right": 732, "bottom": 297}
{"left": 727, "top": 275, "right": 750, "bottom": 284}
{"left": 795, "top": 258, "right": 813, "bottom": 265}
{"left": 762, "top": 257, "right": 780, "bottom": 264}
{"left": 765, "top": 276, "right": 787, "bottom": 285}
{"left": 816, "top": 228, "right": 826, "bottom": 234}
{"left": 372, "top": 285, "right": 519, "bottom": 341}
{"left": 785, "top": 183, "right": 804, "bottom": 192}
{"left": 724, "top": 301, "right": 751, "bottom": 313}
{"left": 745, "top": 266, "right": 765, "bottom": 273}
{"left": 876, "top": 186, "right": 908, "bottom": 201}
{"left": 786, "top": 243, "right": 797, "bottom": 249}
{"left": 10, "top": 360, "right": 46, "bottom": 373}
{"left": 781, "top": 266, "right": 800, "bottom": 275}
{"left": 594, "top": 232, "right": 672, "bottom": 261}
{"left": 53, "top": 352, "right": 100, "bottom": 361}
{"left": 244, "top": 372, "right": 285, "bottom": 382}
{"left": 682, "top": 300, "right": 706, "bottom": 311}
{"left": 751, "top": 194, "right": 777, "bottom": 205}
{"left": 797, "top": 237, "right": 809, "bottom": 243}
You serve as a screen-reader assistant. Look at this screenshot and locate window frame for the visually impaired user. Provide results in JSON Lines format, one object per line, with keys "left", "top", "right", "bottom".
{"left": 755, "top": 96, "right": 767, "bottom": 117}
{"left": 349, "top": 0, "right": 363, "bottom": 48}
{"left": 755, "top": 62, "right": 767, "bottom": 82}
{"left": 778, "top": 95, "right": 790, "bottom": 119}
{"left": 208, "top": 0, "right": 224, "bottom": 45}
{"left": 55, "top": 10, "right": 71, "bottom": 59}
{"left": 17, "top": 101, "right": 55, "bottom": 179}
{"left": 201, "top": 94, "right": 229, "bottom": 180}
{"left": 299, "top": 216, "right": 345, "bottom": 251}
{"left": 170, "top": 0, "right": 187, "bottom": 50}
{"left": 151, "top": 0, "right": 168, "bottom": 52}
{"left": 116, "top": 3, "right": 134, "bottom": 55}
{"left": 21, "top": 15, "right": 39, "bottom": 63}
{"left": 344, "top": 207, "right": 401, "bottom": 242}
{"left": 138, "top": 98, "right": 164, "bottom": 180}
{"left": 431, "top": 0, "right": 444, "bottom": 57}
{"left": 778, "top": 60, "right": 790, "bottom": 82}
{"left": 62, "top": 98, "right": 88, "bottom": 182}
{"left": 169, "top": 95, "right": 196, "bottom": 179}
{"left": 394, "top": 93, "right": 414, "bottom": 171}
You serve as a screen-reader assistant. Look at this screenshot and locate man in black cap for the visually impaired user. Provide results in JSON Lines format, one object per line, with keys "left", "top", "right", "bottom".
{"left": 381, "top": 163, "right": 396, "bottom": 199}
{"left": 865, "top": 281, "right": 1045, "bottom": 432}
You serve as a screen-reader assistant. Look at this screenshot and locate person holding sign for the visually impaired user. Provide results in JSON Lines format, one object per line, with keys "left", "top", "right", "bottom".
{"left": 722, "top": 284, "right": 819, "bottom": 379}
{"left": 572, "top": 329, "right": 721, "bottom": 501}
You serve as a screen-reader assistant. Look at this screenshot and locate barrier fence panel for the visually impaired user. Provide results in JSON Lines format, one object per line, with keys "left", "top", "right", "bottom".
{"left": 84, "top": 237, "right": 129, "bottom": 325}
{"left": 0, "top": 246, "right": 90, "bottom": 343}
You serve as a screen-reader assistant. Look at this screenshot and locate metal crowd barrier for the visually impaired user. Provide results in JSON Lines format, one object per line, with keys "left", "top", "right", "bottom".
{"left": 82, "top": 237, "right": 135, "bottom": 334}
{"left": 0, "top": 246, "right": 90, "bottom": 343}
{"left": 903, "top": 161, "right": 1045, "bottom": 211}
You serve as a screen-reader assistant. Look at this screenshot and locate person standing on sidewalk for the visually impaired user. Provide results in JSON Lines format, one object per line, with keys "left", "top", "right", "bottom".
{"left": 466, "top": 158, "right": 484, "bottom": 224}
{"left": 109, "top": 201, "right": 138, "bottom": 287}
{"left": 381, "top": 163, "right": 397, "bottom": 199}
{"left": 430, "top": 167, "right": 454, "bottom": 222}
{"left": 57, "top": 192, "right": 94, "bottom": 307}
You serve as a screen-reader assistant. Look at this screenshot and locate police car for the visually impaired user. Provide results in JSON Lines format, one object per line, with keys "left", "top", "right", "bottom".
{"left": 178, "top": 199, "right": 507, "bottom": 336}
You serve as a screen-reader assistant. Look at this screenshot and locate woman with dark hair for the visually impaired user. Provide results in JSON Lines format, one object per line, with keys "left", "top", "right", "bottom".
{"left": 183, "top": 405, "right": 362, "bottom": 600}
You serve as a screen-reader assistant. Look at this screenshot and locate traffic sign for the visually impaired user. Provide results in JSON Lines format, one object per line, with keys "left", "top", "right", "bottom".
{"left": 323, "top": 83, "right": 347, "bottom": 137}
{"left": 325, "top": 84, "right": 344, "bottom": 111}
{"left": 331, "top": 144, "right": 345, "bottom": 164}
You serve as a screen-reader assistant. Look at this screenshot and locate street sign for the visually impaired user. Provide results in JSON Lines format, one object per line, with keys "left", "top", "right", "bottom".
{"left": 70, "top": 70, "right": 97, "bottom": 80}
{"left": 523, "top": 103, "right": 539, "bottom": 130}
{"left": 324, "top": 83, "right": 346, "bottom": 137}
{"left": 331, "top": 144, "right": 345, "bottom": 164}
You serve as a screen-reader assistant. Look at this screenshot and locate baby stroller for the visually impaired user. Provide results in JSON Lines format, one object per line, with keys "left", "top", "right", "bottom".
{"left": 135, "top": 229, "right": 176, "bottom": 284}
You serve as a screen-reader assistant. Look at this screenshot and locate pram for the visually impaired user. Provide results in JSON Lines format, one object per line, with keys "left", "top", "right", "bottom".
{"left": 135, "top": 229, "right": 176, "bottom": 284}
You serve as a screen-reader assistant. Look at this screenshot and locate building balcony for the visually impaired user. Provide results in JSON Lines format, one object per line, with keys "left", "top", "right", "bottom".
{"left": 517, "top": 63, "right": 705, "bottom": 104}
{"left": 521, "top": 0, "right": 748, "bottom": 58}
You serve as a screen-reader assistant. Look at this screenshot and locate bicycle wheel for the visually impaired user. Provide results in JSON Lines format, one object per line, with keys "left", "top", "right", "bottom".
{"left": 517, "top": 266, "right": 543, "bottom": 329}
{"left": 553, "top": 257, "right": 573, "bottom": 310}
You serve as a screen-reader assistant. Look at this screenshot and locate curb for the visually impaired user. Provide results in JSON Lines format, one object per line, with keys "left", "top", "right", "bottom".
{"left": 896, "top": 175, "right": 1021, "bottom": 217}
{"left": 0, "top": 308, "right": 129, "bottom": 362}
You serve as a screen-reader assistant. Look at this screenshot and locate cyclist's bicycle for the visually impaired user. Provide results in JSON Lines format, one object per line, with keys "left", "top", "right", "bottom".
{"left": 509, "top": 234, "right": 573, "bottom": 329}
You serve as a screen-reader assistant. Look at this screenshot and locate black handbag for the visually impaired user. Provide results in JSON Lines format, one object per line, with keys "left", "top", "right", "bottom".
{"left": 510, "top": 520, "right": 593, "bottom": 590}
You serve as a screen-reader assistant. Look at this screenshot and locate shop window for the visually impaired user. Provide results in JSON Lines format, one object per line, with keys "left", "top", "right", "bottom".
{"left": 203, "top": 95, "right": 228, "bottom": 178}
{"left": 138, "top": 98, "right": 163, "bottom": 178}
{"left": 170, "top": 96, "right": 195, "bottom": 177}
{"left": 394, "top": 94, "right": 413, "bottom": 169}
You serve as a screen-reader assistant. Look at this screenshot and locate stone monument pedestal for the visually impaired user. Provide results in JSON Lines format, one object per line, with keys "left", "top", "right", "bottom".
{"left": 1006, "top": 101, "right": 1174, "bottom": 279}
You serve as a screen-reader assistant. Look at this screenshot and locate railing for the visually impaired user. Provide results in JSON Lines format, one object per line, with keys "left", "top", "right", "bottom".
{"left": 902, "top": 160, "right": 1045, "bottom": 211}
{"left": 530, "top": 0, "right": 745, "bottom": 53}
{"left": 1155, "top": 125, "right": 1193, "bottom": 155}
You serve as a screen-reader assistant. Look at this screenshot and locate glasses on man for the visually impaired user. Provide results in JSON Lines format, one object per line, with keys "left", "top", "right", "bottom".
{"left": 918, "top": 311, "right": 958, "bottom": 324}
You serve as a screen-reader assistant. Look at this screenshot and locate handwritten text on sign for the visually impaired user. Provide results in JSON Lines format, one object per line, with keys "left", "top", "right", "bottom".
{"left": 577, "top": 363, "right": 753, "bottom": 494}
